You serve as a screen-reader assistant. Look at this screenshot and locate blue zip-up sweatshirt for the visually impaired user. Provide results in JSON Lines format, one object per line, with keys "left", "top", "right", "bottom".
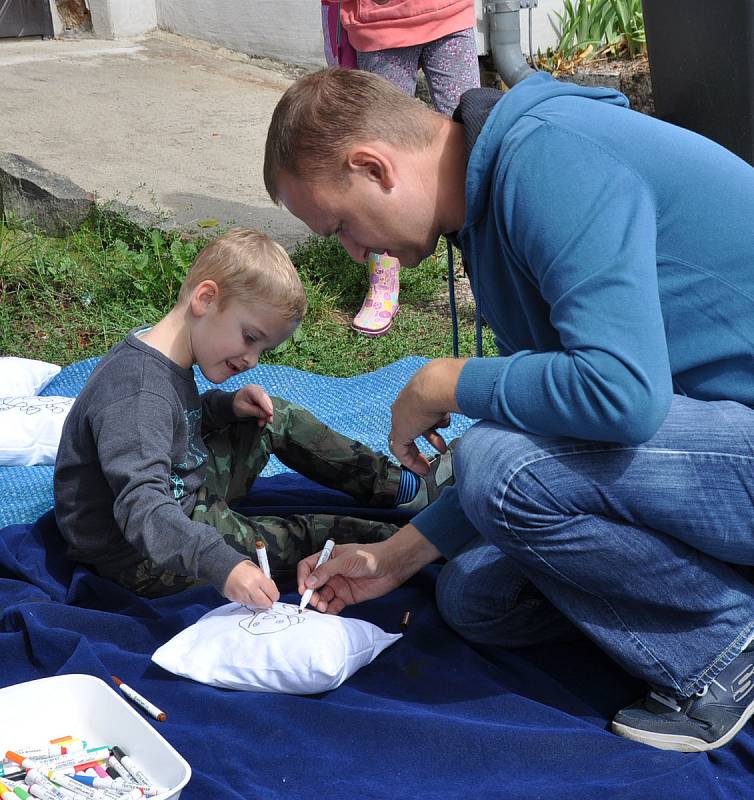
{"left": 413, "top": 72, "right": 754, "bottom": 558}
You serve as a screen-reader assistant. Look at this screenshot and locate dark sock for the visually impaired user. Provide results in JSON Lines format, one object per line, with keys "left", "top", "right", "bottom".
{"left": 394, "top": 468, "right": 420, "bottom": 506}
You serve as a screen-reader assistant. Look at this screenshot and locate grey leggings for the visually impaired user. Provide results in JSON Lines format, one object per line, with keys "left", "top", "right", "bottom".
{"left": 356, "top": 27, "right": 480, "bottom": 116}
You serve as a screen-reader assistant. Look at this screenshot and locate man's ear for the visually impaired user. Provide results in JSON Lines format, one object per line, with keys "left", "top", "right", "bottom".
{"left": 190, "top": 280, "right": 220, "bottom": 317}
{"left": 345, "top": 145, "right": 396, "bottom": 189}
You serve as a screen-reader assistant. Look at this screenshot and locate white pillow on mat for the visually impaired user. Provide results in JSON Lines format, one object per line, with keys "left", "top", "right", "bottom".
{"left": 0, "top": 357, "right": 61, "bottom": 396}
{"left": 152, "top": 601, "right": 402, "bottom": 694}
{"left": 0, "top": 396, "right": 74, "bottom": 466}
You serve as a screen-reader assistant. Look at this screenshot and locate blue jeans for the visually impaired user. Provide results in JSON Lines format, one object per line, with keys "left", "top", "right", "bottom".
{"left": 437, "top": 395, "right": 754, "bottom": 697}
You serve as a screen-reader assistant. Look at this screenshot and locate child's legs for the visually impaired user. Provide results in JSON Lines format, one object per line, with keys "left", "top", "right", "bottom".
{"left": 357, "top": 45, "right": 421, "bottom": 97}
{"left": 265, "top": 397, "right": 401, "bottom": 507}
{"left": 419, "top": 27, "right": 480, "bottom": 116}
{"left": 108, "top": 497, "right": 398, "bottom": 597}
{"left": 203, "top": 417, "right": 271, "bottom": 505}
{"left": 194, "top": 494, "right": 398, "bottom": 579}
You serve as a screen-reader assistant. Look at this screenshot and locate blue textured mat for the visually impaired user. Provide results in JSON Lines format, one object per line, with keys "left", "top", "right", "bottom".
{"left": 0, "top": 357, "right": 473, "bottom": 527}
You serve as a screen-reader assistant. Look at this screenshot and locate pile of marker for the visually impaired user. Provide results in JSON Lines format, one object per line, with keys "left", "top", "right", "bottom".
{"left": 0, "top": 737, "right": 168, "bottom": 800}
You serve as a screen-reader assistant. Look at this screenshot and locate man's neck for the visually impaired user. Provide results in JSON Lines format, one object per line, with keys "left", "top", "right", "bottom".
{"left": 139, "top": 307, "right": 193, "bottom": 369}
{"left": 435, "top": 120, "right": 468, "bottom": 235}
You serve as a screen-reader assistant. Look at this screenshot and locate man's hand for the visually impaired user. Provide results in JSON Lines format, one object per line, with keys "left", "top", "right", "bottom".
{"left": 223, "top": 560, "right": 279, "bottom": 607}
{"left": 296, "top": 524, "right": 440, "bottom": 614}
{"left": 233, "top": 384, "right": 274, "bottom": 427}
{"left": 389, "top": 358, "right": 467, "bottom": 474}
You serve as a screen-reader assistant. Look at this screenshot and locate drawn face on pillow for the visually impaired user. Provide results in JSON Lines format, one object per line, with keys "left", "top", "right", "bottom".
{"left": 239, "top": 603, "right": 306, "bottom": 636}
{"left": 153, "top": 600, "right": 402, "bottom": 693}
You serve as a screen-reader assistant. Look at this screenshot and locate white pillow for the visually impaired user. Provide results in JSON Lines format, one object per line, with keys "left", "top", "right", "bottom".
{"left": 0, "top": 357, "right": 61, "bottom": 396}
{"left": 0, "top": 396, "right": 74, "bottom": 466}
{"left": 152, "top": 601, "right": 401, "bottom": 694}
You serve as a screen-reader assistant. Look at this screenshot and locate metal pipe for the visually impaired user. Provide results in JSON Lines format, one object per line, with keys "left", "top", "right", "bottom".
{"left": 486, "top": 1, "right": 535, "bottom": 87}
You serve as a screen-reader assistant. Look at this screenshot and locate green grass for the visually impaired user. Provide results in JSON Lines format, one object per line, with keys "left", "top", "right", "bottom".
{"left": 0, "top": 213, "right": 495, "bottom": 376}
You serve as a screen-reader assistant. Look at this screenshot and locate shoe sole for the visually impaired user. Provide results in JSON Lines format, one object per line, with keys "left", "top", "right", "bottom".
{"left": 351, "top": 306, "right": 399, "bottom": 337}
{"left": 612, "top": 695, "right": 754, "bottom": 751}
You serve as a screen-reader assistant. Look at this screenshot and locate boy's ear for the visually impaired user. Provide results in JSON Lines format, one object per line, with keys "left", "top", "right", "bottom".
{"left": 190, "top": 280, "right": 220, "bottom": 316}
{"left": 345, "top": 145, "right": 395, "bottom": 189}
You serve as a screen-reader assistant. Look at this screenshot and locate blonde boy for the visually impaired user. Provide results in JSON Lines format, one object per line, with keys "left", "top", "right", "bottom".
{"left": 54, "top": 229, "right": 453, "bottom": 608}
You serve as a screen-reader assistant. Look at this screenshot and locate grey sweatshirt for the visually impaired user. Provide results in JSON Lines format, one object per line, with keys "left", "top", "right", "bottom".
{"left": 54, "top": 332, "right": 248, "bottom": 591}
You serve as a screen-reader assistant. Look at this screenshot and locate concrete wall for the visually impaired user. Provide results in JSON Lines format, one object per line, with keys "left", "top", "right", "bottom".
{"left": 156, "top": 0, "right": 325, "bottom": 66}
{"left": 88, "top": 0, "right": 157, "bottom": 39}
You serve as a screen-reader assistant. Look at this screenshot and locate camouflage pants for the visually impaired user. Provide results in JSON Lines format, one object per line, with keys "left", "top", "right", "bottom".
{"left": 115, "top": 397, "right": 400, "bottom": 597}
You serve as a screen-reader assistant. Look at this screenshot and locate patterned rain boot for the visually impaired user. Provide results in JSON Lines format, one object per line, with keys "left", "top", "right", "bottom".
{"left": 351, "top": 253, "right": 400, "bottom": 337}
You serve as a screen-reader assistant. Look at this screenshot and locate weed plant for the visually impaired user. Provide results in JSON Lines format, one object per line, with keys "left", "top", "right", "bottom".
{"left": 0, "top": 213, "right": 494, "bottom": 377}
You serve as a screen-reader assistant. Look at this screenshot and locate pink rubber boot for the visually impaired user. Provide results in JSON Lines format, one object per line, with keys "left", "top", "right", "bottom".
{"left": 351, "top": 253, "right": 400, "bottom": 336}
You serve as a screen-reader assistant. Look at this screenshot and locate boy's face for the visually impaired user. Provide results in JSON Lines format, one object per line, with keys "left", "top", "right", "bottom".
{"left": 191, "top": 297, "right": 297, "bottom": 384}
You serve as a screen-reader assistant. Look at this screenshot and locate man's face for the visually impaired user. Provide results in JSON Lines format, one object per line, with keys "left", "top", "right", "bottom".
{"left": 276, "top": 160, "right": 440, "bottom": 268}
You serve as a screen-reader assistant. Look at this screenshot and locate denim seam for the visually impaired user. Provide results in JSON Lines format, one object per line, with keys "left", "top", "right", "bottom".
{"left": 498, "top": 447, "right": 702, "bottom": 692}
{"left": 682, "top": 622, "right": 754, "bottom": 697}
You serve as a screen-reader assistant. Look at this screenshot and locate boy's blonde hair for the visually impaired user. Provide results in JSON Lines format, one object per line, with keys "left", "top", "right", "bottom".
{"left": 264, "top": 68, "right": 442, "bottom": 203}
{"left": 178, "top": 229, "right": 307, "bottom": 320}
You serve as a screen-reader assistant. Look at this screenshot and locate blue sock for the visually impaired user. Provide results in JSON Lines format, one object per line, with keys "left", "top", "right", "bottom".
{"left": 394, "top": 468, "right": 420, "bottom": 506}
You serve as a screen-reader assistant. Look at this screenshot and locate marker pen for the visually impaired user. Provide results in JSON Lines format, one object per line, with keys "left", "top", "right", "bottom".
{"left": 0, "top": 774, "right": 26, "bottom": 786}
{"left": 24, "top": 772, "right": 69, "bottom": 800}
{"left": 0, "top": 780, "right": 19, "bottom": 800}
{"left": 14, "top": 743, "right": 84, "bottom": 761}
{"left": 0, "top": 780, "right": 26, "bottom": 796}
{"left": 46, "top": 772, "right": 100, "bottom": 800}
{"left": 299, "top": 538, "right": 335, "bottom": 612}
{"left": 104, "top": 757, "right": 129, "bottom": 784}
{"left": 112, "top": 790, "right": 142, "bottom": 800}
{"left": 108, "top": 751, "right": 148, "bottom": 788}
{"left": 255, "top": 540, "right": 271, "bottom": 579}
{"left": 110, "top": 678, "right": 166, "bottom": 724}
{"left": 5, "top": 755, "right": 73, "bottom": 775}
{"left": 27, "top": 785, "right": 65, "bottom": 800}
{"left": 74, "top": 776, "right": 164, "bottom": 798}
{"left": 72, "top": 764, "right": 107, "bottom": 780}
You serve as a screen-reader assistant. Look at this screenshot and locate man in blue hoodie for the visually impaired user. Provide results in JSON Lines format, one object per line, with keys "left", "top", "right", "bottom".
{"left": 264, "top": 68, "right": 754, "bottom": 752}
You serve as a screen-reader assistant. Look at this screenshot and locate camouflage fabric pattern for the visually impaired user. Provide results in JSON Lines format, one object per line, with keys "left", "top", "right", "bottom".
{"left": 114, "top": 397, "right": 400, "bottom": 597}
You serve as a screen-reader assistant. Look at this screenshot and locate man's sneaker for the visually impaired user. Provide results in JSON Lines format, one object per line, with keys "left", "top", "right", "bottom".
{"left": 397, "top": 438, "right": 459, "bottom": 514}
{"left": 612, "top": 642, "right": 754, "bottom": 751}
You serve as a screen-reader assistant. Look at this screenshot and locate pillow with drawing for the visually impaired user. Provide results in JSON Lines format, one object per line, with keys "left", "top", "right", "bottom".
{"left": 0, "top": 396, "right": 75, "bottom": 466}
{"left": 152, "top": 601, "right": 402, "bottom": 694}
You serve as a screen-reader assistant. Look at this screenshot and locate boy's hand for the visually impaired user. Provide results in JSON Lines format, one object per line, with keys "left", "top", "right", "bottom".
{"left": 223, "top": 560, "right": 280, "bottom": 607}
{"left": 233, "top": 384, "right": 274, "bottom": 427}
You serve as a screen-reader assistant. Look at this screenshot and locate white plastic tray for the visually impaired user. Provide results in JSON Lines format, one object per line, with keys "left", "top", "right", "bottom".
{"left": 0, "top": 674, "right": 191, "bottom": 799}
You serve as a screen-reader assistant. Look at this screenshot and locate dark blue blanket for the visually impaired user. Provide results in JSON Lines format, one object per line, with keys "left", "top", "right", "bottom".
{"left": 1, "top": 357, "right": 753, "bottom": 797}
{"left": 2, "top": 504, "right": 753, "bottom": 799}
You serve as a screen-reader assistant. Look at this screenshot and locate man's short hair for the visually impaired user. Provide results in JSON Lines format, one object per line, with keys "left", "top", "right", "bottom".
{"left": 264, "top": 68, "right": 441, "bottom": 203}
{"left": 178, "top": 229, "right": 307, "bottom": 321}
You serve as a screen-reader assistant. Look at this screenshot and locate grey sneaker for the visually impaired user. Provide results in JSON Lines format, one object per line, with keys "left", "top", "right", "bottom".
{"left": 612, "top": 643, "right": 754, "bottom": 751}
{"left": 397, "top": 438, "right": 458, "bottom": 514}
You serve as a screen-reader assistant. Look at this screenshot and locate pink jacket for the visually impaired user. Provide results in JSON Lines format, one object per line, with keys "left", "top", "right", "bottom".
{"left": 324, "top": 0, "right": 476, "bottom": 53}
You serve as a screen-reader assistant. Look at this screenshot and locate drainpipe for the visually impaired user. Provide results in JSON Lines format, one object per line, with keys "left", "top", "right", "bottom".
{"left": 486, "top": 1, "right": 536, "bottom": 87}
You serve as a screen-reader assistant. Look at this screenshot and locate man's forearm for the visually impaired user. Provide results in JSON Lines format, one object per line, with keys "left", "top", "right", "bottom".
{"left": 384, "top": 523, "right": 441, "bottom": 583}
{"left": 410, "top": 358, "right": 467, "bottom": 414}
